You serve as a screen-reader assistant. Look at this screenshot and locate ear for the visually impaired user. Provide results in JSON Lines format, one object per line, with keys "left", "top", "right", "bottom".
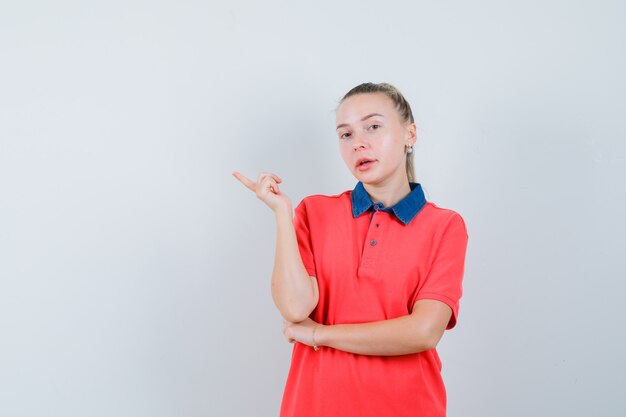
{"left": 406, "top": 122, "right": 417, "bottom": 146}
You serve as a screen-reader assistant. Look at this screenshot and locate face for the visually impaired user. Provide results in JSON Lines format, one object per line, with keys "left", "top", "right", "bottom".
{"left": 335, "top": 93, "right": 416, "bottom": 186}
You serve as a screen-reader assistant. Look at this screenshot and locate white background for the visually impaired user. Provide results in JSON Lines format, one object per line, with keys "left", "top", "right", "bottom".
{"left": 1, "top": 1, "right": 625, "bottom": 416}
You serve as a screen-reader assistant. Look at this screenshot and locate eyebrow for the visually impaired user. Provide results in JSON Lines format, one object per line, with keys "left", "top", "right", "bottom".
{"left": 336, "top": 113, "right": 385, "bottom": 130}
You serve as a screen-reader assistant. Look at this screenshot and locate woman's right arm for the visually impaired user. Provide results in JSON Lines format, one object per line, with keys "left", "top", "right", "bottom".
{"left": 272, "top": 206, "right": 319, "bottom": 322}
{"left": 232, "top": 171, "right": 318, "bottom": 322}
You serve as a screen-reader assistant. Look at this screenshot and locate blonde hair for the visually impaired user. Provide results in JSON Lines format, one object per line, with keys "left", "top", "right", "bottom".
{"left": 339, "top": 82, "right": 416, "bottom": 182}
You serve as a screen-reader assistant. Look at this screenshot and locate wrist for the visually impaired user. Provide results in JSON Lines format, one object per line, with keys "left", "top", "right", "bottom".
{"left": 314, "top": 324, "right": 330, "bottom": 348}
{"left": 311, "top": 325, "right": 320, "bottom": 351}
{"left": 273, "top": 204, "right": 293, "bottom": 219}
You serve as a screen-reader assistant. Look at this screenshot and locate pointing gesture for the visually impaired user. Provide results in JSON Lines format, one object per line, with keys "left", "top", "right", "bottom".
{"left": 232, "top": 171, "right": 292, "bottom": 213}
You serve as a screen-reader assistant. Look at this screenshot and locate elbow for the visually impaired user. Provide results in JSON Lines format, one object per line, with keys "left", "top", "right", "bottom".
{"left": 274, "top": 294, "right": 315, "bottom": 322}
{"left": 280, "top": 305, "right": 313, "bottom": 323}
{"left": 409, "top": 337, "right": 436, "bottom": 353}
{"left": 420, "top": 337, "right": 439, "bottom": 352}
{"left": 413, "top": 327, "right": 445, "bottom": 353}
{"left": 271, "top": 283, "right": 318, "bottom": 323}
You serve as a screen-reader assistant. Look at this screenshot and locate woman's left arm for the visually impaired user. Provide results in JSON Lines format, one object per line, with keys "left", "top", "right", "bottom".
{"left": 283, "top": 299, "right": 452, "bottom": 356}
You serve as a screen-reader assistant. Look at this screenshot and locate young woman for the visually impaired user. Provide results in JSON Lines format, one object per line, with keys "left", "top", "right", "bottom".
{"left": 233, "top": 82, "right": 469, "bottom": 417}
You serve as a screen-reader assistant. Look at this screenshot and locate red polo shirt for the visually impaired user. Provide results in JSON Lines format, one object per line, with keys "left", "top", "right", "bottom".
{"left": 280, "top": 182, "right": 469, "bottom": 417}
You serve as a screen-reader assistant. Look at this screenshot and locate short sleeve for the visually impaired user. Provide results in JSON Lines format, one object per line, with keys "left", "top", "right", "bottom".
{"left": 293, "top": 199, "right": 317, "bottom": 278}
{"left": 412, "top": 212, "right": 469, "bottom": 330}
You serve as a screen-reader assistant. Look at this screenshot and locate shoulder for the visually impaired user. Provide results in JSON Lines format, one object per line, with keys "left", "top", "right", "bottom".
{"left": 297, "top": 189, "right": 352, "bottom": 210}
{"left": 420, "top": 202, "right": 468, "bottom": 236}
{"left": 294, "top": 190, "right": 352, "bottom": 223}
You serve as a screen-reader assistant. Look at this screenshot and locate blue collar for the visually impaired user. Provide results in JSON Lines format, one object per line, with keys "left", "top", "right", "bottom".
{"left": 351, "top": 181, "right": 427, "bottom": 225}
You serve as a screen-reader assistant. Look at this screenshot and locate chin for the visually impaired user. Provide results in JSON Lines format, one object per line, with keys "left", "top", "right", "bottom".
{"left": 354, "top": 172, "right": 384, "bottom": 185}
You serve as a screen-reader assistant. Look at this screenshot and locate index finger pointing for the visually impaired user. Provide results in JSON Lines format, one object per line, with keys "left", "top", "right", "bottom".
{"left": 232, "top": 171, "right": 256, "bottom": 191}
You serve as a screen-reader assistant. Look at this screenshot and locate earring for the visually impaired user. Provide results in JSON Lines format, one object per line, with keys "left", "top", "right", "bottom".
{"left": 406, "top": 144, "right": 413, "bottom": 154}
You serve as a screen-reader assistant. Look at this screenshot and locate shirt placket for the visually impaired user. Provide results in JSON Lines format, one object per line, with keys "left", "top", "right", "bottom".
{"left": 358, "top": 204, "right": 385, "bottom": 279}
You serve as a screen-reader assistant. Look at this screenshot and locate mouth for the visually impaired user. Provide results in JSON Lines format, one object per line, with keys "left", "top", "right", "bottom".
{"left": 355, "top": 158, "right": 377, "bottom": 171}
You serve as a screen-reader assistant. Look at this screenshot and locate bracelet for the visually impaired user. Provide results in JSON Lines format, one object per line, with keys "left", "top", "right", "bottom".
{"left": 312, "top": 325, "right": 320, "bottom": 351}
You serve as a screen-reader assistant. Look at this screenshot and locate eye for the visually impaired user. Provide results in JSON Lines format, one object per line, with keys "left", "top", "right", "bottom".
{"left": 339, "top": 132, "right": 352, "bottom": 140}
{"left": 368, "top": 124, "right": 381, "bottom": 131}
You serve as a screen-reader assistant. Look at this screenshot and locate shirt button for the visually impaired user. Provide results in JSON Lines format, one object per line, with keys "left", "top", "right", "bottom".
{"left": 370, "top": 240, "right": 377, "bottom": 246}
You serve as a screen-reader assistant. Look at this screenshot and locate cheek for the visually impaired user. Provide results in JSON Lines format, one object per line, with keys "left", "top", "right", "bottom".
{"left": 379, "top": 135, "right": 402, "bottom": 156}
{"left": 338, "top": 144, "right": 352, "bottom": 165}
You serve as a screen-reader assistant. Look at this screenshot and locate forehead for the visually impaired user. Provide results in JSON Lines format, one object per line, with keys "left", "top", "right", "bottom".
{"left": 336, "top": 93, "right": 397, "bottom": 123}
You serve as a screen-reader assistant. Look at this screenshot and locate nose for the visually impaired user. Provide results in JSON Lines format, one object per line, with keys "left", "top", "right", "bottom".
{"left": 351, "top": 132, "right": 368, "bottom": 151}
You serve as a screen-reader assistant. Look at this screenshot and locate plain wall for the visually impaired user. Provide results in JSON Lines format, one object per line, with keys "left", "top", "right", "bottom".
{"left": 1, "top": 1, "right": 625, "bottom": 416}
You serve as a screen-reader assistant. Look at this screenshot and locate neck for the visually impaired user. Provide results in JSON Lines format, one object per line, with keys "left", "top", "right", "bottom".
{"left": 362, "top": 175, "right": 411, "bottom": 207}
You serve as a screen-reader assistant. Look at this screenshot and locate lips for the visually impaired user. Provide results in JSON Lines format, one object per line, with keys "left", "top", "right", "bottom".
{"left": 355, "top": 157, "right": 377, "bottom": 168}
{"left": 355, "top": 157, "right": 377, "bottom": 172}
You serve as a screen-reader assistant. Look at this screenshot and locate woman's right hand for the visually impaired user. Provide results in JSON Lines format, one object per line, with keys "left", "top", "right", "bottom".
{"left": 232, "top": 171, "right": 292, "bottom": 214}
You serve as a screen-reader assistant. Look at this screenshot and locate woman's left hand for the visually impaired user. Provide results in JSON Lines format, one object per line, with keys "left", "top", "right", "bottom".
{"left": 282, "top": 318, "right": 322, "bottom": 348}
